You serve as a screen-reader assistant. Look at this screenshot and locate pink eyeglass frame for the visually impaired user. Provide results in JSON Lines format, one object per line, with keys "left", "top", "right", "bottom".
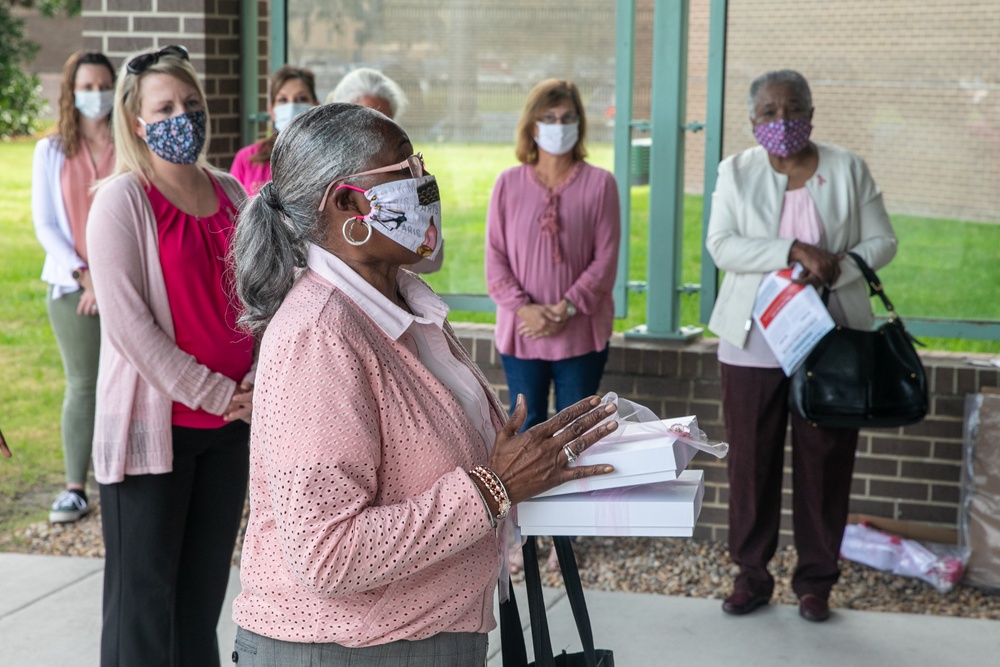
{"left": 317, "top": 153, "right": 424, "bottom": 212}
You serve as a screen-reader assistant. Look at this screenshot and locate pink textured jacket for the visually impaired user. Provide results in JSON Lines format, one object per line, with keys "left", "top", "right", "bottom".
{"left": 86, "top": 171, "right": 254, "bottom": 484}
{"left": 486, "top": 162, "right": 620, "bottom": 361}
{"left": 232, "top": 253, "right": 506, "bottom": 646}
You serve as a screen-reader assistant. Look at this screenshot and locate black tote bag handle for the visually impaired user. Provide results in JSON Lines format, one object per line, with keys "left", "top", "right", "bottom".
{"left": 499, "top": 536, "right": 602, "bottom": 667}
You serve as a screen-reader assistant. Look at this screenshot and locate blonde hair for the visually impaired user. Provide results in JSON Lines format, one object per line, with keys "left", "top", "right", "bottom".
{"left": 514, "top": 79, "right": 587, "bottom": 164}
{"left": 54, "top": 51, "right": 116, "bottom": 158}
{"left": 109, "top": 47, "right": 211, "bottom": 185}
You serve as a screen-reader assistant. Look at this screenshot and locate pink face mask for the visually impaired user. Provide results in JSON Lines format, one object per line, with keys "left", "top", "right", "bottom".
{"left": 753, "top": 117, "right": 812, "bottom": 158}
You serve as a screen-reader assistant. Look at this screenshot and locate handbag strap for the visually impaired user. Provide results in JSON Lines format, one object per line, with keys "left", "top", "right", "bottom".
{"left": 500, "top": 537, "right": 601, "bottom": 667}
{"left": 845, "top": 251, "right": 896, "bottom": 316}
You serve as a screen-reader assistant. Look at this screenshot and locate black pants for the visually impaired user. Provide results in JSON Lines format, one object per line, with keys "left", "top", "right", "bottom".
{"left": 721, "top": 364, "right": 858, "bottom": 600}
{"left": 100, "top": 421, "right": 250, "bottom": 667}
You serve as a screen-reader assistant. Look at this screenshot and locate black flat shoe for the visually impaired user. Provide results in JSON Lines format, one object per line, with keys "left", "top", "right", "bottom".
{"left": 799, "top": 594, "right": 831, "bottom": 622}
{"left": 722, "top": 590, "right": 770, "bottom": 616}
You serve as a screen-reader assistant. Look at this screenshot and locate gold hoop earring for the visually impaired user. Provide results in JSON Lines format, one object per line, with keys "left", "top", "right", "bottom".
{"left": 342, "top": 217, "right": 372, "bottom": 246}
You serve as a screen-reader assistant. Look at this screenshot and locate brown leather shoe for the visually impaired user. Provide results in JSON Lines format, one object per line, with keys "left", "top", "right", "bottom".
{"left": 798, "top": 594, "right": 830, "bottom": 622}
{"left": 722, "top": 590, "right": 770, "bottom": 616}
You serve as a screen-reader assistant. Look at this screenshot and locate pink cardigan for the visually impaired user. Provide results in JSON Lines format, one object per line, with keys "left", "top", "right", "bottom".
{"left": 86, "top": 171, "right": 254, "bottom": 484}
{"left": 486, "top": 162, "right": 620, "bottom": 360}
{"left": 232, "top": 267, "right": 505, "bottom": 646}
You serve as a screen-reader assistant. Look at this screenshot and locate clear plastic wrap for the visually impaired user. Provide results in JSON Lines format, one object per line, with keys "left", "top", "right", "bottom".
{"left": 959, "top": 391, "right": 1000, "bottom": 591}
{"left": 840, "top": 522, "right": 968, "bottom": 593}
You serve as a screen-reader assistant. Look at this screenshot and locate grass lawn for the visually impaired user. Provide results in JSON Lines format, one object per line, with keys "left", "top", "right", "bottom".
{"left": 2, "top": 136, "right": 999, "bottom": 538}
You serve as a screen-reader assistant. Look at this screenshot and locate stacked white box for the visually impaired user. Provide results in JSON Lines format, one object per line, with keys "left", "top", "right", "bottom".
{"left": 516, "top": 470, "right": 704, "bottom": 537}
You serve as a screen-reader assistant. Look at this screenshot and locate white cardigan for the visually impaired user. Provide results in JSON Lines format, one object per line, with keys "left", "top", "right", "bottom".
{"left": 32, "top": 137, "right": 87, "bottom": 299}
{"left": 706, "top": 142, "right": 898, "bottom": 348}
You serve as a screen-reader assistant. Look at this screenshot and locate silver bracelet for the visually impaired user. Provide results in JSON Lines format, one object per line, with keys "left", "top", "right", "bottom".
{"left": 468, "top": 472, "right": 497, "bottom": 529}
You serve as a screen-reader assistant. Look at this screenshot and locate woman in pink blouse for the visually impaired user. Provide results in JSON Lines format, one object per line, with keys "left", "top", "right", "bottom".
{"left": 229, "top": 103, "right": 619, "bottom": 666}
{"left": 230, "top": 65, "right": 319, "bottom": 194}
{"left": 86, "top": 45, "right": 255, "bottom": 667}
{"left": 486, "top": 79, "right": 620, "bottom": 571}
{"left": 32, "top": 50, "right": 116, "bottom": 525}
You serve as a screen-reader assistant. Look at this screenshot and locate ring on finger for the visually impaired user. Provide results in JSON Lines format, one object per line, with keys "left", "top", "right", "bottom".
{"left": 563, "top": 444, "right": 578, "bottom": 465}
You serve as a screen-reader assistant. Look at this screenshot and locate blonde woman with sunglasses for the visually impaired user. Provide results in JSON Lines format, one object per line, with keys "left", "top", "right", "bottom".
{"left": 86, "top": 45, "right": 255, "bottom": 666}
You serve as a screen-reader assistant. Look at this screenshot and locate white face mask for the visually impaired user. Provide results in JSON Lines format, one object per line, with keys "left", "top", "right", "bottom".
{"left": 339, "top": 175, "right": 443, "bottom": 261}
{"left": 74, "top": 90, "right": 114, "bottom": 120}
{"left": 535, "top": 121, "right": 579, "bottom": 156}
{"left": 272, "top": 103, "right": 313, "bottom": 132}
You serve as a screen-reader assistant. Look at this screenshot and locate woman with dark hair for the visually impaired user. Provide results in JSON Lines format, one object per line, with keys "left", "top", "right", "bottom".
{"left": 486, "top": 79, "right": 621, "bottom": 572}
{"left": 708, "top": 69, "right": 897, "bottom": 623}
{"left": 87, "top": 45, "right": 255, "bottom": 666}
{"left": 230, "top": 64, "right": 319, "bottom": 194}
{"left": 229, "top": 103, "right": 617, "bottom": 665}
{"left": 31, "top": 50, "right": 116, "bottom": 523}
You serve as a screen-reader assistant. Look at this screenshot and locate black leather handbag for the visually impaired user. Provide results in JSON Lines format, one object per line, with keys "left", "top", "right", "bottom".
{"left": 500, "top": 537, "right": 614, "bottom": 667}
{"left": 789, "top": 252, "right": 928, "bottom": 429}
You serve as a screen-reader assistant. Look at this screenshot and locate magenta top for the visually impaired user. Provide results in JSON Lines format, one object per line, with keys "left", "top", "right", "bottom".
{"left": 486, "top": 162, "right": 620, "bottom": 360}
{"left": 230, "top": 142, "right": 271, "bottom": 195}
{"left": 146, "top": 172, "right": 255, "bottom": 427}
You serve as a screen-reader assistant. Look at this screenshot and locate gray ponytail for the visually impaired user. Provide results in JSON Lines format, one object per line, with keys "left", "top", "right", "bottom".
{"left": 232, "top": 103, "right": 393, "bottom": 335}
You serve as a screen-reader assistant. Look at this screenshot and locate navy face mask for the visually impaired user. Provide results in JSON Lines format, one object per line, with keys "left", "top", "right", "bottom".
{"left": 140, "top": 109, "right": 207, "bottom": 164}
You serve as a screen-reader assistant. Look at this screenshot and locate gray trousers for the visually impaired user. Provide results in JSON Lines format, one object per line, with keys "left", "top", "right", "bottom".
{"left": 232, "top": 627, "right": 488, "bottom": 666}
{"left": 47, "top": 287, "right": 101, "bottom": 487}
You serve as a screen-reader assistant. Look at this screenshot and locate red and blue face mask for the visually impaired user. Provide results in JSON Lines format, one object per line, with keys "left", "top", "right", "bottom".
{"left": 139, "top": 109, "right": 207, "bottom": 164}
{"left": 753, "top": 117, "right": 812, "bottom": 158}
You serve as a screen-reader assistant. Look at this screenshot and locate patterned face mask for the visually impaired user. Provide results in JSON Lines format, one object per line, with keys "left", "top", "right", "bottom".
{"left": 139, "top": 109, "right": 207, "bottom": 164}
{"left": 753, "top": 117, "right": 812, "bottom": 158}
{"left": 338, "top": 174, "right": 443, "bottom": 260}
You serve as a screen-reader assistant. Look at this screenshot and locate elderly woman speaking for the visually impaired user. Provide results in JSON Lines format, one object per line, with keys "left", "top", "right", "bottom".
{"left": 230, "top": 104, "right": 617, "bottom": 666}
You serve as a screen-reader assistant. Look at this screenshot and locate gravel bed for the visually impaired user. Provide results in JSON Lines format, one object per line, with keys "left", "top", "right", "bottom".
{"left": 5, "top": 499, "right": 999, "bottom": 620}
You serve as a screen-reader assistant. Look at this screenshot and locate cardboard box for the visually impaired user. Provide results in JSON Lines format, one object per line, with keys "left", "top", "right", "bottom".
{"left": 847, "top": 513, "right": 958, "bottom": 545}
{"left": 536, "top": 415, "right": 699, "bottom": 498}
{"left": 517, "top": 470, "right": 704, "bottom": 537}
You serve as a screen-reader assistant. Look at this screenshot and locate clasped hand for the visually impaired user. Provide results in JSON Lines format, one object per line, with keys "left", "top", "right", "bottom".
{"left": 223, "top": 380, "right": 254, "bottom": 423}
{"left": 789, "top": 241, "right": 842, "bottom": 289}
{"left": 487, "top": 395, "right": 617, "bottom": 504}
{"left": 516, "top": 302, "right": 570, "bottom": 339}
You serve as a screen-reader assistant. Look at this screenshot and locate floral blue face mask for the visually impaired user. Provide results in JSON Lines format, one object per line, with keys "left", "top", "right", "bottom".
{"left": 139, "top": 109, "right": 207, "bottom": 164}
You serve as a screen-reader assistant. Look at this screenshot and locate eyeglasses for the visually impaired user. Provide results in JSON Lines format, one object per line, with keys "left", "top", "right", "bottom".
{"left": 126, "top": 45, "right": 189, "bottom": 75}
{"left": 318, "top": 153, "right": 424, "bottom": 212}
{"left": 538, "top": 112, "right": 579, "bottom": 125}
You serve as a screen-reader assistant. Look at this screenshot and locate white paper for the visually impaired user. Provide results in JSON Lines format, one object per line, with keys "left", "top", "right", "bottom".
{"left": 752, "top": 263, "right": 835, "bottom": 376}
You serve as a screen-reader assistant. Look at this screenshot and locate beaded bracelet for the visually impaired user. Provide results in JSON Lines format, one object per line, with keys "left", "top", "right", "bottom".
{"left": 468, "top": 465, "right": 512, "bottom": 520}
{"left": 469, "top": 474, "right": 497, "bottom": 528}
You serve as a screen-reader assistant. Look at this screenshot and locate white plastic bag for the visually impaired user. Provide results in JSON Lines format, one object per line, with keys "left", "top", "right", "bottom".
{"left": 841, "top": 522, "right": 969, "bottom": 593}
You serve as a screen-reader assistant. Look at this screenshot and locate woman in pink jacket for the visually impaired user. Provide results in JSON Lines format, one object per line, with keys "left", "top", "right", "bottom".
{"left": 229, "top": 103, "right": 619, "bottom": 666}
{"left": 87, "top": 45, "right": 255, "bottom": 666}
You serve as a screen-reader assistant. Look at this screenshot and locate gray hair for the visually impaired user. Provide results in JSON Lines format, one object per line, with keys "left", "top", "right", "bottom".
{"left": 326, "top": 67, "right": 409, "bottom": 120}
{"left": 748, "top": 69, "right": 812, "bottom": 116}
{"left": 232, "top": 103, "right": 395, "bottom": 335}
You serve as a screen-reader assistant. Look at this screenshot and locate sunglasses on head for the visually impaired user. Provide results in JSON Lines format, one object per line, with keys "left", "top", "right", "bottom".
{"left": 127, "top": 45, "right": 189, "bottom": 75}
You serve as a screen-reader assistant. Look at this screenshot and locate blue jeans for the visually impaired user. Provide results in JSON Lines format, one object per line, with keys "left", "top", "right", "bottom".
{"left": 500, "top": 346, "right": 609, "bottom": 432}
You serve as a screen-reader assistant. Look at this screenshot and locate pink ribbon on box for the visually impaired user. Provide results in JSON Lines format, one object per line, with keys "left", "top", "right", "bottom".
{"left": 593, "top": 486, "right": 632, "bottom": 534}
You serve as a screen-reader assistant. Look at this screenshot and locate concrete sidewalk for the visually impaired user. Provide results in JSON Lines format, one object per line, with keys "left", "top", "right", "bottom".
{"left": 1, "top": 553, "right": 998, "bottom": 666}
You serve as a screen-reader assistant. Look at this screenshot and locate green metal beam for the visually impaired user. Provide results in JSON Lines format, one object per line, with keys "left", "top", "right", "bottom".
{"left": 699, "top": 0, "right": 727, "bottom": 325}
{"left": 630, "top": 0, "right": 700, "bottom": 340}
{"left": 239, "top": 0, "right": 259, "bottom": 147}
{"left": 897, "top": 319, "right": 1000, "bottom": 341}
{"left": 612, "top": 0, "right": 636, "bottom": 320}
{"left": 442, "top": 294, "right": 496, "bottom": 313}
{"left": 270, "top": 0, "right": 288, "bottom": 73}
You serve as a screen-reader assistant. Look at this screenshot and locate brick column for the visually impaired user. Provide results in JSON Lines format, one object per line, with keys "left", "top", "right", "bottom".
{"left": 81, "top": 0, "right": 265, "bottom": 169}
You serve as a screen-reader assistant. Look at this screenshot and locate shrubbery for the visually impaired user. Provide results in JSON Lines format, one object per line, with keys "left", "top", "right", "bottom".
{"left": 0, "top": 5, "right": 45, "bottom": 139}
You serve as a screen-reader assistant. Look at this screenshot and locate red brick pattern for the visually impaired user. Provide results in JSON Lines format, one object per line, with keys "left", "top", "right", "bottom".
{"left": 453, "top": 323, "right": 998, "bottom": 543}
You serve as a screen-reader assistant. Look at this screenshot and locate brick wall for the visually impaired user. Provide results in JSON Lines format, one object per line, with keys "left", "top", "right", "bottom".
{"left": 80, "top": 0, "right": 253, "bottom": 169}
{"left": 452, "top": 323, "right": 999, "bottom": 543}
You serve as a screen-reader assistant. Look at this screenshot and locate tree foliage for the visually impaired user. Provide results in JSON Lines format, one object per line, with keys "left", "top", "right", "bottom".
{"left": 5, "top": 0, "right": 81, "bottom": 17}
{"left": 0, "top": 4, "right": 45, "bottom": 139}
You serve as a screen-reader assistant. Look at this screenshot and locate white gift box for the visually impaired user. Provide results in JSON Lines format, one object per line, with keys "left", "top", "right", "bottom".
{"left": 536, "top": 415, "right": 700, "bottom": 498}
{"left": 517, "top": 470, "right": 705, "bottom": 537}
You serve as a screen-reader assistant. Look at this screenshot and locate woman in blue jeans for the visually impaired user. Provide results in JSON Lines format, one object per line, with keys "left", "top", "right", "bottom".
{"left": 486, "top": 79, "right": 620, "bottom": 571}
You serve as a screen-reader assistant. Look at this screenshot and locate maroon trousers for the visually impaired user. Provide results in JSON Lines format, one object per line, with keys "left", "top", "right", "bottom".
{"left": 721, "top": 363, "right": 859, "bottom": 600}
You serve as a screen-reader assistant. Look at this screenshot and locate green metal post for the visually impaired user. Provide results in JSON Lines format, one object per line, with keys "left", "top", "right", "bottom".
{"left": 631, "top": 0, "right": 699, "bottom": 339}
{"left": 699, "top": 0, "right": 727, "bottom": 325}
{"left": 612, "top": 0, "right": 636, "bottom": 320}
{"left": 239, "top": 0, "right": 259, "bottom": 147}
{"left": 270, "top": 0, "right": 288, "bottom": 73}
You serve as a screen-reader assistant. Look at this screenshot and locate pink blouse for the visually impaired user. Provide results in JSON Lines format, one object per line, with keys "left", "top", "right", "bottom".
{"left": 230, "top": 142, "right": 272, "bottom": 195}
{"left": 486, "top": 162, "right": 620, "bottom": 361}
{"left": 145, "top": 173, "right": 255, "bottom": 427}
{"left": 60, "top": 140, "right": 114, "bottom": 263}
